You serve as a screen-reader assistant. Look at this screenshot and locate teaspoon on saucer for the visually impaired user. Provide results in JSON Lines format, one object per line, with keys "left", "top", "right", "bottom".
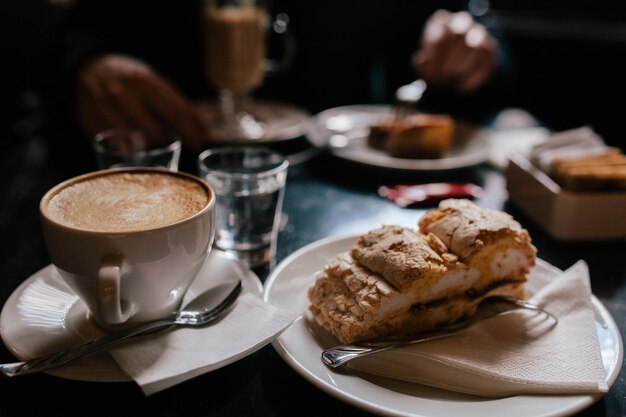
{"left": 321, "top": 295, "right": 557, "bottom": 368}
{"left": 0, "top": 279, "right": 242, "bottom": 377}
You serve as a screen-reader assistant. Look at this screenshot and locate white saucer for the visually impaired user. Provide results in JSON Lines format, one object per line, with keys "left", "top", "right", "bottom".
{"left": 196, "top": 99, "right": 312, "bottom": 143}
{"left": 263, "top": 234, "right": 623, "bottom": 417}
{"left": 0, "top": 250, "right": 263, "bottom": 382}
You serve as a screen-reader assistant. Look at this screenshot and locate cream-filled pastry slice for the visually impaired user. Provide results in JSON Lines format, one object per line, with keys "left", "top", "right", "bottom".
{"left": 308, "top": 199, "right": 536, "bottom": 344}
{"left": 308, "top": 249, "right": 526, "bottom": 344}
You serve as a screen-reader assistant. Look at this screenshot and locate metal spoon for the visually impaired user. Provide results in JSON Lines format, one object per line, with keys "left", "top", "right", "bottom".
{"left": 0, "top": 279, "right": 242, "bottom": 377}
{"left": 321, "top": 295, "right": 557, "bottom": 368}
{"left": 395, "top": 79, "right": 427, "bottom": 118}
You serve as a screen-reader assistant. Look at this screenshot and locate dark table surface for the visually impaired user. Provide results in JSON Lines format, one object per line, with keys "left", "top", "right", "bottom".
{"left": 0, "top": 131, "right": 624, "bottom": 417}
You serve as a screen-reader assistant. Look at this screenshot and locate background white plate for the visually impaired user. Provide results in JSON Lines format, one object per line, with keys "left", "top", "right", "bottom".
{"left": 308, "top": 105, "right": 491, "bottom": 171}
{"left": 0, "top": 251, "right": 263, "bottom": 382}
{"left": 263, "top": 234, "right": 623, "bottom": 417}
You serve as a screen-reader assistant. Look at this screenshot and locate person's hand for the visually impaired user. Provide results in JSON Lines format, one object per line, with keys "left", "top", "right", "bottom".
{"left": 413, "top": 10, "right": 498, "bottom": 93}
{"left": 76, "top": 54, "right": 209, "bottom": 152}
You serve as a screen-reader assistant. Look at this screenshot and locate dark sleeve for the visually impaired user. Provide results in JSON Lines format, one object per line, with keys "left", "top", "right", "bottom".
{"left": 40, "top": 0, "right": 206, "bottom": 100}
{"left": 39, "top": 0, "right": 143, "bottom": 101}
{"left": 30, "top": 0, "right": 137, "bottom": 173}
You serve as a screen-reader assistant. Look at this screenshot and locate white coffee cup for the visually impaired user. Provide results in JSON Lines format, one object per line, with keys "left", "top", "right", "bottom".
{"left": 39, "top": 167, "right": 215, "bottom": 330}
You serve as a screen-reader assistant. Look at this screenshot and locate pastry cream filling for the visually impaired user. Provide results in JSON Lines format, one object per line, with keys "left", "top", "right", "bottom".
{"left": 408, "top": 267, "right": 481, "bottom": 303}
{"left": 410, "top": 278, "right": 525, "bottom": 312}
{"left": 466, "top": 244, "right": 534, "bottom": 287}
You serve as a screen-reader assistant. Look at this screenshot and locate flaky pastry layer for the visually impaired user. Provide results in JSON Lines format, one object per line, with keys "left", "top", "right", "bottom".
{"left": 308, "top": 199, "right": 536, "bottom": 343}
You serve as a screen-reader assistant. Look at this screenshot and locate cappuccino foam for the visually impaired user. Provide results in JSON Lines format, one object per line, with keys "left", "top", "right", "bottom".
{"left": 45, "top": 172, "right": 209, "bottom": 232}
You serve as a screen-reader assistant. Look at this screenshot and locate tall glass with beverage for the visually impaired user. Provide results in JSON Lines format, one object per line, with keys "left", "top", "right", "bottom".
{"left": 203, "top": 0, "right": 269, "bottom": 141}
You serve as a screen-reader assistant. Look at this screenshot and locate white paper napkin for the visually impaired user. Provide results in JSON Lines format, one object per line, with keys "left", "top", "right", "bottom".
{"left": 110, "top": 292, "right": 300, "bottom": 396}
{"left": 487, "top": 127, "right": 550, "bottom": 170}
{"left": 347, "top": 260, "right": 609, "bottom": 397}
{"left": 485, "top": 108, "right": 550, "bottom": 170}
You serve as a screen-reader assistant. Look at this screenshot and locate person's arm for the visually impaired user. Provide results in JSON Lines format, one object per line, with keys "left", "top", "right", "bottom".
{"left": 412, "top": 8, "right": 515, "bottom": 122}
{"left": 76, "top": 54, "right": 208, "bottom": 152}
{"left": 414, "top": 10, "right": 498, "bottom": 93}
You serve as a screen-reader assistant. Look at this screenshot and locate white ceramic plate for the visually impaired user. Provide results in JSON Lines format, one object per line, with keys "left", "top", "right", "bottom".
{"left": 263, "top": 234, "right": 623, "bottom": 417}
{"left": 308, "top": 105, "right": 490, "bottom": 171}
{"left": 0, "top": 251, "right": 263, "bottom": 382}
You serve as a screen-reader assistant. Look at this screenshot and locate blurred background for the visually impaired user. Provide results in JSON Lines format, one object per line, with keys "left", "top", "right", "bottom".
{"left": 2, "top": 0, "right": 626, "bottom": 162}
{"left": 0, "top": 0, "right": 68, "bottom": 158}
{"left": 488, "top": 0, "right": 626, "bottom": 151}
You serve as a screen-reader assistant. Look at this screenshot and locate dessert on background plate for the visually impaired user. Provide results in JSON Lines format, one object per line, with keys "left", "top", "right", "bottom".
{"left": 308, "top": 199, "right": 536, "bottom": 343}
{"left": 367, "top": 113, "right": 455, "bottom": 159}
{"left": 310, "top": 104, "right": 490, "bottom": 171}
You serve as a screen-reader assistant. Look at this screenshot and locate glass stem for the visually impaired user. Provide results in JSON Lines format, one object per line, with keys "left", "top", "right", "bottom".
{"left": 219, "top": 89, "right": 247, "bottom": 127}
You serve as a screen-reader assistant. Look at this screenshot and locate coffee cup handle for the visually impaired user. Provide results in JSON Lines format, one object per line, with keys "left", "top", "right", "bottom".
{"left": 97, "top": 253, "right": 134, "bottom": 325}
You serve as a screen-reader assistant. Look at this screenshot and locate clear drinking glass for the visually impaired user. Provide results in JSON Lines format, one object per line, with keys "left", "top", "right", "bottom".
{"left": 198, "top": 147, "right": 288, "bottom": 268}
{"left": 93, "top": 128, "right": 182, "bottom": 171}
{"left": 203, "top": 0, "right": 269, "bottom": 141}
